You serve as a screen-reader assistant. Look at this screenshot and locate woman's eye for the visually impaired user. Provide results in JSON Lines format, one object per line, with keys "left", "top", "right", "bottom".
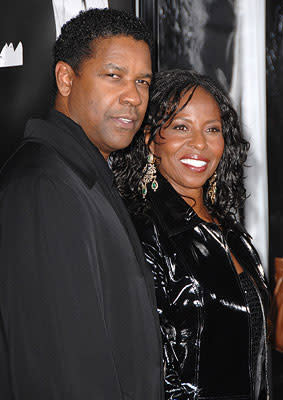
{"left": 173, "top": 125, "right": 188, "bottom": 131}
{"left": 207, "top": 127, "right": 221, "bottom": 134}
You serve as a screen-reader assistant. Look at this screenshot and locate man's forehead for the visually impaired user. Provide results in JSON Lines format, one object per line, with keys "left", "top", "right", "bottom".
{"left": 102, "top": 62, "right": 152, "bottom": 76}
{"left": 89, "top": 35, "right": 152, "bottom": 72}
{"left": 92, "top": 35, "right": 150, "bottom": 57}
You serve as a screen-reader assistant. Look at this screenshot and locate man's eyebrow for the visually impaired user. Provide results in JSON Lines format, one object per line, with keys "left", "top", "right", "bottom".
{"left": 139, "top": 72, "right": 153, "bottom": 79}
{"left": 103, "top": 63, "right": 152, "bottom": 79}
{"left": 104, "top": 63, "right": 127, "bottom": 72}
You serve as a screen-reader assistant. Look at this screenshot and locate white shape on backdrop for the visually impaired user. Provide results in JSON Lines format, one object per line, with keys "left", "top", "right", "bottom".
{"left": 230, "top": 0, "right": 268, "bottom": 273}
{"left": 0, "top": 42, "right": 23, "bottom": 68}
{"left": 135, "top": 0, "right": 140, "bottom": 17}
{"left": 52, "top": 0, "right": 109, "bottom": 38}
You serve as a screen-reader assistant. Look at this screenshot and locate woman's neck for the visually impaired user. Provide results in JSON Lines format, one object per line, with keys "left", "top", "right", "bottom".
{"left": 164, "top": 178, "right": 215, "bottom": 224}
{"left": 182, "top": 192, "right": 214, "bottom": 224}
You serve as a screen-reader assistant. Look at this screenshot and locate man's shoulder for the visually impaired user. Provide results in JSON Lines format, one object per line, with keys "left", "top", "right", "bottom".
{"left": 0, "top": 142, "right": 87, "bottom": 216}
{"left": 0, "top": 141, "right": 68, "bottom": 185}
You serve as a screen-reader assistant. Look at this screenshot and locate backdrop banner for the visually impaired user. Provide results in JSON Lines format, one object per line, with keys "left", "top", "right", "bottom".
{"left": 0, "top": 1, "right": 56, "bottom": 164}
{"left": 232, "top": 0, "right": 268, "bottom": 274}
{"left": 0, "top": 0, "right": 135, "bottom": 167}
{"left": 151, "top": 0, "right": 268, "bottom": 272}
{"left": 52, "top": 0, "right": 108, "bottom": 38}
{"left": 266, "top": 3, "right": 283, "bottom": 397}
{"left": 0, "top": 0, "right": 274, "bottom": 274}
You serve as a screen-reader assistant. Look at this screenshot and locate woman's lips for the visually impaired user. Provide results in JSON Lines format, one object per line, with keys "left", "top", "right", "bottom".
{"left": 180, "top": 157, "right": 209, "bottom": 172}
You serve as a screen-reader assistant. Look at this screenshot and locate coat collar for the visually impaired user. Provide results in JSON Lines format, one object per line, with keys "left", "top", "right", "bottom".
{"left": 147, "top": 172, "right": 200, "bottom": 237}
{"left": 23, "top": 109, "right": 114, "bottom": 189}
{"left": 147, "top": 172, "right": 251, "bottom": 240}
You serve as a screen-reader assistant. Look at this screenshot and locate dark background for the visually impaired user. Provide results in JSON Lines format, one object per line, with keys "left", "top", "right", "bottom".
{"left": 266, "top": 1, "right": 283, "bottom": 264}
{"left": 0, "top": 0, "right": 56, "bottom": 164}
{"left": 266, "top": 2, "right": 283, "bottom": 397}
{"left": 109, "top": 0, "right": 134, "bottom": 13}
{"left": 0, "top": 0, "right": 135, "bottom": 165}
{"left": 157, "top": 0, "right": 235, "bottom": 92}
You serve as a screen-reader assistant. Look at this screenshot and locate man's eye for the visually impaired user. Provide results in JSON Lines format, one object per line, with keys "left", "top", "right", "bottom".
{"left": 106, "top": 73, "right": 120, "bottom": 79}
{"left": 136, "top": 79, "right": 150, "bottom": 87}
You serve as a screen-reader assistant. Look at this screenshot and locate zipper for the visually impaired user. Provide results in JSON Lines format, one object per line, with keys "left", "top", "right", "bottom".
{"left": 249, "top": 274, "right": 270, "bottom": 400}
{"left": 239, "top": 234, "right": 270, "bottom": 399}
{"left": 226, "top": 229, "right": 271, "bottom": 399}
{"left": 223, "top": 230, "right": 254, "bottom": 399}
{"left": 170, "top": 234, "right": 203, "bottom": 399}
{"left": 226, "top": 248, "right": 254, "bottom": 399}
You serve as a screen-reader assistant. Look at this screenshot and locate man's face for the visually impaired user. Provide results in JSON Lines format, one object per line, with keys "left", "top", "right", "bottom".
{"left": 64, "top": 35, "right": 152, "bottom": 159}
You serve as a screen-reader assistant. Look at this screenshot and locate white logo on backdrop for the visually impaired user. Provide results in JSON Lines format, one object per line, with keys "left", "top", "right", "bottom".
{"left": 0, "top": 42, "right": 23, "bottom": 68}
{"left": 52, "top": 0, "right": 109, "bottom": 38}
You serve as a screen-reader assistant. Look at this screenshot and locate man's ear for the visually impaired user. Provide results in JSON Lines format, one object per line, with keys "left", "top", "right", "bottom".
{"left": 55, "top": 61, "right": 74, "bottom": 97}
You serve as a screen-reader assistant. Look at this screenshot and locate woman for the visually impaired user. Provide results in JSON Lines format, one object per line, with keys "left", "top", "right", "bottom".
{"left": 111, "top": 70, "right": 270, "bottom": 400}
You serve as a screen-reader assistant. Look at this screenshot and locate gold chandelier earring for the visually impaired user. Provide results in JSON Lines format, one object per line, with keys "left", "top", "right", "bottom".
{"left": 208, "top": 171, "right": 217, "bottom": 204}
{"left": 140, "top": 153, "right": 158, "bottom": 199}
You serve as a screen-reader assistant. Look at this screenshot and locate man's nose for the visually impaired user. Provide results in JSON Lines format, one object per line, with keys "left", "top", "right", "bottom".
{"left": 188, "top": 129, "right": 207, "bottom": 150}
{"left": 119, "top": 81, "right": 142, "bottom": 107}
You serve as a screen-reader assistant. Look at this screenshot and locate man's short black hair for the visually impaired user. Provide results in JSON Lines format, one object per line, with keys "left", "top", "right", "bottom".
{"left": 53, "top": 8, "right": 152, "bottom": 78}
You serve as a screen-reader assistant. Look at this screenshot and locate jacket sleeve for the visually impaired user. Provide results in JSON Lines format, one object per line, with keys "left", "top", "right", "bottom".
{"left": 0, "top": 173, "right": 122, "bottom": 399}
{"left": 140, "top": 221, "right": 197, "bottom": 400}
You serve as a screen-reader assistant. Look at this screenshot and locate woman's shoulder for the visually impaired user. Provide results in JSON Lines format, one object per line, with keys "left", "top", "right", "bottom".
{"left": 131, "top": 204, "right": 170, "bottom": 250}
{"left": 223, "top": 214, "right": 268, "bottom": 283}
{"left": 222, "top": 213, "right": 252, "bottom": 241}
{"left": 131, "top": 209, "right": 158, "bottom": 240}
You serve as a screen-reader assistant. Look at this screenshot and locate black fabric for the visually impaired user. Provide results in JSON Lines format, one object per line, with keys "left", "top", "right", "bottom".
{"left": 239, "top": 272, "right": 265, "bottom": 400}
{"left": 0, "top": 110, "right": 163, "bottom": 400}
{"left": 131, "top": 174, "right": 270, "bottom": 400}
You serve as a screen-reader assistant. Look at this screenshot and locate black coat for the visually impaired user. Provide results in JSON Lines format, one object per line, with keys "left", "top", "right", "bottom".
{"left": 0, "top": 110, "right": 163, "bottom": 400}
{"left": 132, "top": 173, "right": 270, "bottom": 400}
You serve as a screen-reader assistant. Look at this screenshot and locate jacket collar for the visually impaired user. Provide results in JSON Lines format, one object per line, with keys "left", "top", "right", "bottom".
{"left": 147, "top": 172, "right": 251, "bottom": 240}
{"left": 148, "top": 172, "right": 200, "bottom": 237}
{"left": 23, "top": 109, "right": 114, "bottom": 189}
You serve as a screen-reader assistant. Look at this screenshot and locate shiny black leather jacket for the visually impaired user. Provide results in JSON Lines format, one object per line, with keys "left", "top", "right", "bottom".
{"left": 132, "top": 175, "right": 270, "bottom": 400}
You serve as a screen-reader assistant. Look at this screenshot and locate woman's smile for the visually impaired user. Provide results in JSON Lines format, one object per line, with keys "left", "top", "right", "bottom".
{"left": 179, "top": 154, "right": 209, "bottom": 172}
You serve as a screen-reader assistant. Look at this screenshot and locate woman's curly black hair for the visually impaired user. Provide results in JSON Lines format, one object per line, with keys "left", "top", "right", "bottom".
{"left": 111, "top": 69, "right": 250, "bottom": 221}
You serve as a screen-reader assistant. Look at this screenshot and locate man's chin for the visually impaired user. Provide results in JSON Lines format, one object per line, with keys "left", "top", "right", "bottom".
{"left": 112, "top": 134, "right": 137, "bottom": 151}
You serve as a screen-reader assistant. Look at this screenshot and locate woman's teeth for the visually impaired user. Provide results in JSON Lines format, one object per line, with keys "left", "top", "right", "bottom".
{"left": 180, "top": 159, "right": 207, "bottom": 167}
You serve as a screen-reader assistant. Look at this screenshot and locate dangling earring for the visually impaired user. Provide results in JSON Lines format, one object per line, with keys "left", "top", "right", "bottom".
{"left": 140, "top": 153, "right": 158, "bottom": 199}
{"left": 208, "top": 172, "right": 217, "bottom": 204}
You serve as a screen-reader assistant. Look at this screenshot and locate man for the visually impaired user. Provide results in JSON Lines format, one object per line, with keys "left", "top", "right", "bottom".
{"left": 0, "top": 9, "right": 163, "bottom": 399}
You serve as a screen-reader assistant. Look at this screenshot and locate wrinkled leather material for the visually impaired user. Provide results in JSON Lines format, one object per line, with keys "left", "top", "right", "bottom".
{"left": 132, "top": 174, "right": 270, "bottom": 400}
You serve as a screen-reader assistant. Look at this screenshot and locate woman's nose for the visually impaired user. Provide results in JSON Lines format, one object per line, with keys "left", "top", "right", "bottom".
{"left": 188, "top": 129, "right": 207, "bottom": 150}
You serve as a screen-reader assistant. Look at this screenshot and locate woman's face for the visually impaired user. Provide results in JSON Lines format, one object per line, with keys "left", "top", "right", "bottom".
{"left": 148, "top": 86, "right": 224, "bottom": 199}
